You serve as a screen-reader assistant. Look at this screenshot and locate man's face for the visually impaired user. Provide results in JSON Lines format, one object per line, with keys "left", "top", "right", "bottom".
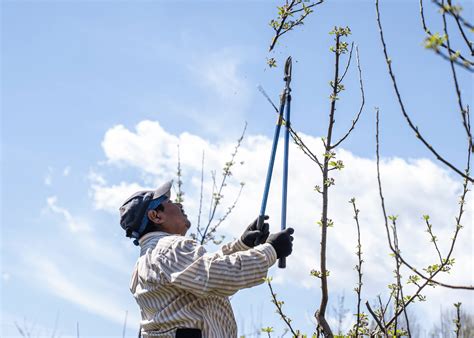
{"left": 153, "top": 199, "right": 191, "bottom": 235}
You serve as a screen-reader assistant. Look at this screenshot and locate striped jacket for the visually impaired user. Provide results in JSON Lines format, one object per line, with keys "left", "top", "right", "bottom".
{"left": 130, "top": 231, "right": 277, "bottom": 338}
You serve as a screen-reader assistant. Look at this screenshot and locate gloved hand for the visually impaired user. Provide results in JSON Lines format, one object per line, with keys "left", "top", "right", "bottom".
{"left": 241, "top": 215, "right": 270, "bottom": 247}
{"left": 266, "top": 228, "right": 294, "bottom": 259}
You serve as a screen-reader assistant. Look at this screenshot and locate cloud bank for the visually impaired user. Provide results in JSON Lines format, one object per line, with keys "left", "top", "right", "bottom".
{"left": 93, "top": 120, "right": 473, "bottom": 326}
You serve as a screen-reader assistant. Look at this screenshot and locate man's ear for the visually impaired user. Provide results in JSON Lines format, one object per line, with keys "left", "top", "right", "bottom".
{"left": 147, "top": 209, "right": 164, "bottom": 225}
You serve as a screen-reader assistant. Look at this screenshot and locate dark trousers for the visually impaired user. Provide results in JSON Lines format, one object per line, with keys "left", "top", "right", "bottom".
{"left": 175, "top": 328, "right": 202, "bottom": 338}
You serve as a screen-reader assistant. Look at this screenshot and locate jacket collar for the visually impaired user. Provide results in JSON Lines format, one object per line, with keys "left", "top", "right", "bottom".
{"left": 138, "top": 231, "right": 171, "bottom": 255}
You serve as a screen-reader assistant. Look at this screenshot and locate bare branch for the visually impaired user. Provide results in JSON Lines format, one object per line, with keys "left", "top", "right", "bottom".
{"left": 350, "top": 198, "right": 363, "bottom": 336}
{"left": 376, "top": 106, "right": 473, "bottom": 331}
{"left": 391, "top": 219, "right": 411, "bottom": 337}
{"left": 366, "top": 301, "right": 387, "bottom": 335}
{"left": 454, "top": 302, "right": 462, "bottom": 337}
{"left": 331, "top": 46, "right": 365, "bottom": 149}
{"left": 203, "top": 182, "right": 244, "bottom": 244}
{"left": 266, "top": 278, "right": 300, "bottom": 337}
{"left": 419, "top": 0, "right": 473, "bottom": 68}
{"left": 289, "top": 126, "right": 324, "bottom": 172}
{"left": 432, "top": 0, "right": 474, "bottom": 35}
{"left": 377, "top": 295, "right": 388, "bottom": 329}
{"left": 441, "top": 3, "right": 473, "bottom": 150}
{"left": 376, "top": 0, "right": 473, "bottom": 182}
{"left": 200, "top": 123, "right": 247, "bottom": 245}
{"left": 195, "top": 151, "right": 205, "bottom": 240}
{"left": 424, "top": 216, "right": 443, "bottom": 264}
{"left": 339, "top": 42, "right": 354, "bottom": 83}
{"left": 257, "top": 84, "right": 324, "bottom": 171}
{"left": 175, "top": 145, "right": 184, "bottom": 203}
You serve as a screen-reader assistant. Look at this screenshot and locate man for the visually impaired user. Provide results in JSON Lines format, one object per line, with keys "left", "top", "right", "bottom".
{"left": 120, "top": 181, "right": 295, "bottom": 338}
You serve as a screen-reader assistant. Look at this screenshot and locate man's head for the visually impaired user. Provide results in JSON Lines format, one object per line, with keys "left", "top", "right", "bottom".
{"left": 119, "top": 181, "right": 191, "bottom": 244}
{"left": 146, "top": 199, "right": 190, "bottom": 236}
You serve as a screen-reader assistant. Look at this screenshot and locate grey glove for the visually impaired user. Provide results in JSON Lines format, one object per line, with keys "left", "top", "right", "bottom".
{"left": 241, "top": 215, "right": 270, "bottom": 247}
{"left": 266, "top": 228, "right": 294, "bottom": 259}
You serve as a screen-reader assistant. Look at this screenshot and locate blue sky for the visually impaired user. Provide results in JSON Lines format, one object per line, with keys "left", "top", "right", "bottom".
{"left": 1, "top": 0, "right": 472, "bottom": 337}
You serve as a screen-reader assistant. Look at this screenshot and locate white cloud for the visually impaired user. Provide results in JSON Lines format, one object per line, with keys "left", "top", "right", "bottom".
{"left": 91, "top": 181, "right": 147, "bottom": 213}
{"left": 92, "top": 120, "right": 473, "bottom": 330}
{"left": 25, "top": 255, "right": 139, "bottom": 327}
{"left": 46, "top": 196, "right": 91, "bottom": 233}
{"left": 45, "top": 194, "right": 136, "bottom": 275}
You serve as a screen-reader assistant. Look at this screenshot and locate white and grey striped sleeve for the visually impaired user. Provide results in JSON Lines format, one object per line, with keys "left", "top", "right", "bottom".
{"left": 220, "top": 238, "right": 250, "bottom": 255}
{"left": 159, "top": 237, "right": 277, "bottom": 298}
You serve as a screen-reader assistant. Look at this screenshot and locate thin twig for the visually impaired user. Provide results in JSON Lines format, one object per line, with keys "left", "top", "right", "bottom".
{"left": 269, "top": 0, "right": 324, "bottom": 52}
{"left": 419, "top": 0, "right": 473, "bottom": 68}
{"left": 350, "top": 198, "right": 363, "bottom": 336}
{"left": 204, "top": 182, "right": 245, "bottom": 244}
{"left": 432, "top": 0, "right": 474, "bottom": 31}
{"left": 377, "top": 295, "right": 388, "bottom": 329}
{"left": 366, "top": 301, "right": 387, "bottom": 335}
{"left": 175, "top": 145, "right": 184, "bottom": 203}
{"left": 376, "top": 107, "right": 473, "bottom": 329}
{"left": 376, "top": 0, "right": 473, "bottom": 182}
{"left": 454, "top": 302, "right": 462, "bottom": 338}
{"left": 339, "top": 42, "right": 354, "bottom": 83}
{"left": 196, "top": 151, "right": 205, "bottom": 239}
{"left": 383, "top": 292, "right": 393, "bottom": 320}
{"left": 331, "top": 46, "right": 365, "bottom": 149}
{"left": 289, "top": 126, "right": 324, "bottom": 171}
{"left": 269, "top": 0, "right": 296, "bottom": 52}
{"left": 266, "top": 278, "right": 300, "bottom": 337}
{"left": 122, "top": 310, "right": 128, "bottom": 338}
{"left": 391, "top": 220, "right": 411, "bottom": 337}
{"left": 424, "top": 216, "right": 443, "bottom": 264}
{"left": 441, "top": 1, "right": 473, "bottom": 151}
{"left": 200, "top": 123, "right": 247, "bottom": 245}
{"left": 445, "top": 0, "right": 473, "bottom": 56}
{"left": 257, "top": 84, "right": 324, "bottom": 171}
{"left": 208, "top": 170, "right": 217, "bottom": 223}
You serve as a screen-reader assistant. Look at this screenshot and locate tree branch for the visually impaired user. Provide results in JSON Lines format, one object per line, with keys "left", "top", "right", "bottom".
{"left": 269, "top": 0, "right": 324, "bottom": 52}
{"left": 419, "top": 0, "right": 473, "bottom": 68}
{"left": 376, "top": 0, "right": 473, "bottom": 182}
{"left": 376, "top": 106, "right": 473, "bottom": 331}
{"left": 350, "top": 198, "right": 363, "bottom": 336}
{"left": 257, "top": 84, "right": 324, "bottom": 172}
{"left": 339, "top": 42, "right": 354, "bottom": 83}
{"left": 441, "top": 2, "right": 473, "bottom": 151}
{"left": 266, "top": 278, "right": 300, "bottom": 337}
{"left": 200, "top": 123, "right": 247, "bottom": 244}
{"left": 331, "top": 46, "right": 365, "bottom": 149}
{"left": 366, "top": 301, "right": 387, "bottom": 335}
